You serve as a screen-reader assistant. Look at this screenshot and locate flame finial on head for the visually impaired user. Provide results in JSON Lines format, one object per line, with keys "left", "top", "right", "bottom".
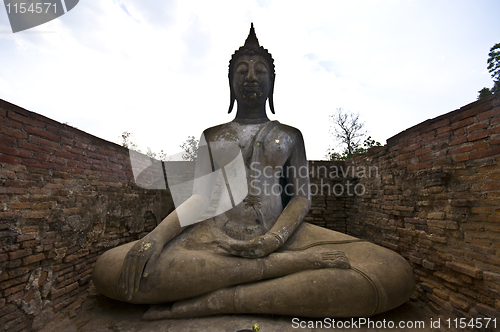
{"left": 244, "top": 23, "right": 260, "bottom": 49}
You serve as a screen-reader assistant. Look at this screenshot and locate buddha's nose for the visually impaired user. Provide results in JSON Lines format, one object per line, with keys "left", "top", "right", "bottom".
{"left": 245, "top": 66, "right": 258, "bottom": 82}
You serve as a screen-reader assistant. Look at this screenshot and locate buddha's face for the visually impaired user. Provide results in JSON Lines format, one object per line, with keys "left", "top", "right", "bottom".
{"left": 232, "top": 54, "right": 272, "bottom": 106}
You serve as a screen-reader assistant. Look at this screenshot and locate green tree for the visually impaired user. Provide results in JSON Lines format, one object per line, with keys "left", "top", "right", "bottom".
{"left": 329, "top": 108, "right": 366, "bottom": 154}
{"left": 487, "top": 43, "right": 500, "bottom": 84}
{"left": 478, "top": 87, "right": 492, "bottom": 100}
{"left": 180, "top": 136, "right": 199, "bottom": 161}
{"left": 119, "top": 131, "right": 169, "bottom": 161}
{"left": 120, "top": 131, "right": 139, "bottom": 151}
{"left": 479, "top": 42, "right": 500, "bottom": 99}
{"left": 325, "top": 108, "right": 380, "bottom": 161}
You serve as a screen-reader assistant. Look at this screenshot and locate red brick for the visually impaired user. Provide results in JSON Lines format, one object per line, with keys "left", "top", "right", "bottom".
{"left": 0, "top": 136, "right": 17, "bottom": 150}
{"left": 60, "top": 129, "right": 75, "bottom": 139}
{"left": 61, "top": 136, "right": 73, "bottom": 145}
{"left": 453, "top": 128, "right": 466, "bottom": 137}
{"left": 6, "top": 291, "right": 24, "bottom": 303}
{"left": 470, "top": 146, "right": 500, "bottom": 160}
{"left": 409, "top": 131, "right": 435, "bottom": 145}
{"left": 0, "top": 125, "right": 27, "bottom": 139}
{"left": 395, "top": 152, "right": 414, "bottom": 161}
{"left": 22, "top": 226, "right": 40, "bottom": 233}
{"left": 449, "top": 136, "right": 467, "bottom": 146}
{"left": 488, "top": 125, "right": 500, "bottom": 135}
{"left": 427, "top": 118, "right": 450, "bottom": 131}
{"left": 7, "top": 111, "right": 45, "bottom": 128}
{"left": 445, "top": 261, "right": 483, "bottom": 279}
{"left": 413, "top": 149, "right": 430, "bottom": 158}
{"left": 10, "top": 202, "right": 30, "bottom": 209}
{"left": 0, "top": 154, "right": 22, "bottom": 164}
{"left": 449, "top": 145, "right": 471, "bottom": 155}
{"left": 31, "top": 202, "right": 52, "bottom": 210}
{"left": 58, "top": 167, "right": 83, "bottom": 175}
{"left": 25, "top": 125, "right": 60, "bottom": 141}
{"left": 492, "top": 135, "right": 500, "bottom": 146}
{"left": 33, "top": 153, "right": 66, "bottom": 165}
{"left": 468, "top": 130, "right": 489, "bottom": 141}
{"left": 18, "top": 140, "right": 54, "bottom": 154}
{"left": 466, "top": 122, "right": 488, "bottom": 133}
{"left": 4, "top": 284, "right": 24, "bottom": 297}
{"left": 423, "top": 133, "right": 451, "bottom": 146}
{"left": 9, "top": 249, "right": 32, "bottom": 260}
{"left": 66, "top": 160, "right": 90, "bottom": 169}
{"left": 452, "top": 102, "right": 490, "bottom": 122}
{"left": 22, "top": 253, "right": 45, "bottom": 265}
{"left": 450, "top": 294, "right": 472, "bottom": 311}
{"left": 471, "top": 140, "right": 488, "bottom": 150}
{"left": 91, "top": 164, "right": 109, "bottom": 172}
{"left": 3, "top": 180, "right": 33, "bottom": 189}
{"left": 450, "top": 118, "right": 474, "bottom": 130}
{"left": 54, "top": 150, "right": 78, "bottom": 160}
{"left": 97, "top": 148, "right": 116, "bottom": 157}
{"left": 17, "top": 233, "right": 36, "bottom": 242}
{"left": 0, "top": 187, "right": 29, "bottom": 197}
{"left": 437, "top": 126, "right": 452, "bottom": 135}
{"left": 489, "top": 172, "right": 500, "bottom": 179}
{"left": 22, "top": 211, "right": 47, "bottom": 219}
{"left": 471, "top": 207, "right": 492, "bottom": 214}
{"left": 21, "top": 158, "right": 56, "bottom": 169}
{"left": 27, "top": 195, "right": 56, "bottom": 202}
{"left": 7, "top": 267, "right": 29, "bottom": 279}
{"left": 476, "top": 106, "right": 500, "bottom": 121}
{"left": 0, "top": 116, "right": 23, "bottom": 129}
{"left": 64, "top": 145, "right": 86, "bottom": 156}
{"left": 28, "top": 134, "right": 61, "bottom": 149}
{"left": 407, "top": 162, "right": 433, "bottom": 171}
{"left": 22, "top": 240, "right": 39, "bottom": 248}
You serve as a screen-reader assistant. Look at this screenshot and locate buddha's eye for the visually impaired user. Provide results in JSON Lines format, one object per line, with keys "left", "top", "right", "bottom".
{"left": 236, "top": 64, "right": 248, "bottom": 74}
{"left": 255, "top": 64, "right": 268, "bottom": 74}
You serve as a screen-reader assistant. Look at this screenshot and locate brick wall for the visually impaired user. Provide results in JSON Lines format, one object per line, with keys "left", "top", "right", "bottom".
{"left": 0, "top": 99, "right": 175, "bottom": 331}
{"left": 2, "top": 93, "right": 500, "bottom": 330}
{"left": 307, "top": 93, "right": 500, "bottom": 319}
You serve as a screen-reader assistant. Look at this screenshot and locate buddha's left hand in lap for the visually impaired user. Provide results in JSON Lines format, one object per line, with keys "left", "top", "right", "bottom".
{"left": 215, "top": 233, "right": 279, "bottom": 258}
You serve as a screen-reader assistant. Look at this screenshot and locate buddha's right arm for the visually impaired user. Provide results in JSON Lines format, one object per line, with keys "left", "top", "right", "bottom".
{"left": 119, "top": 193, "right": 209, "bottom": 300}
{"left": 148, "top": 193, "right": 209, "bottom": 245}
{"left": 153, "top": 130, "right": 216, "bottom": 244}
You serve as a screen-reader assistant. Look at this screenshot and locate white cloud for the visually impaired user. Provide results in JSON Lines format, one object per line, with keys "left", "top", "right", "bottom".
{"left": 0, "top": 0, "right": 499, "bottom": 159}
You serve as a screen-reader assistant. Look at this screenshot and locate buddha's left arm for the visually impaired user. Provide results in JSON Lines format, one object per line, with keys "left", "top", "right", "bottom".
{"left": 216, "top": 131, "right": 311, "bottom": 258}
{"left": 266, "top": 130, "right": 311, "bottom": 247}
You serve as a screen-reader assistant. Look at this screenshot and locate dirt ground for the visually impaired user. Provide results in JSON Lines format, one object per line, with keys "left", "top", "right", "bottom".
{"left": 39, "top": 283, "right": 478, "bottom": 332}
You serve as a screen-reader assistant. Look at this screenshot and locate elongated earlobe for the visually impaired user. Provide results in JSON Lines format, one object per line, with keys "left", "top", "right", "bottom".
{"left": 269, "top": 76, "right": 275, "bottom": 114}
{"left": 228, "top": 87, "right": 236, "bottom": 114}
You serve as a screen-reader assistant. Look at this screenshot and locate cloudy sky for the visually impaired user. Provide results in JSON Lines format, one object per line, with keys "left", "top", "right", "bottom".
{"left": 1, "top": 0, "right": 499, "bottom": 160}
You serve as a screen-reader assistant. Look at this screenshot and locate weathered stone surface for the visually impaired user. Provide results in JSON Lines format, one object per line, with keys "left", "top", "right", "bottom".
{"left": 93, "top": 24, "right": 415, "bottom": 320}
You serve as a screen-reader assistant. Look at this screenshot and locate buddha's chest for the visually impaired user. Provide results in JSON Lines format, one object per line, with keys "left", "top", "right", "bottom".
{"left": 207, "top": 124, "right": 293, "bottom": 170}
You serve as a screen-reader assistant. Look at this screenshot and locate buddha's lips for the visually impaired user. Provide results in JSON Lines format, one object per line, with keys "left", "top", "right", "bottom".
{"left": 244, "top": 84, "right": 260, "bottom": 91}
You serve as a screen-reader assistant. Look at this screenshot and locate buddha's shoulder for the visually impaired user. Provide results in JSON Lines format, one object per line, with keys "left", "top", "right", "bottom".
{"left": 202, "top": 121, "right": 303, "bottom": 140}
{"left": 274, "top": 122, "right": 303, "bottom": 139}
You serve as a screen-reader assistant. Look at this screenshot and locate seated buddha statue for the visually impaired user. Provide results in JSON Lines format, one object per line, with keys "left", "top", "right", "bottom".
{"left": 92, "top": 24, "right": 415, "bottom": 319}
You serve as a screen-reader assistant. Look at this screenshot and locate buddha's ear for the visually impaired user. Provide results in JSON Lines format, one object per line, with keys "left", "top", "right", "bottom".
{"left": 228, "top": 84, "right": 236, "bottom": 114}
{"left": 269, "top": 74, "right": 276, "bottom": 114}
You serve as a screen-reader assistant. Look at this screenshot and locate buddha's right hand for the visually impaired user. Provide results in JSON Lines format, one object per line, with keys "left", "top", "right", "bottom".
{"left": 118, "top": 233, "right": 164, "bottom": 301}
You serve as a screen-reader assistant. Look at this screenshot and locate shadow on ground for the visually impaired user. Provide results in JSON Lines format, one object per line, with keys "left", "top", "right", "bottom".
{"left": 40, "top": 283, "right": 473, "bottom": 332}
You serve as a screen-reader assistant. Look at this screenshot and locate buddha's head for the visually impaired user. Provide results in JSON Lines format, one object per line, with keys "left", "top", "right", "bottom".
{"left": 228, "top": 23, "right": 276, "bottom": 114}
